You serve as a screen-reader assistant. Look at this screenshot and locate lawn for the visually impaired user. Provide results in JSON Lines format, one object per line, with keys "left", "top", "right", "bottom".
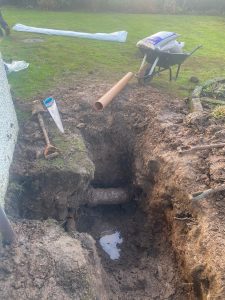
{"left": 1, "top": 6, "right": 225, "bottom": 99}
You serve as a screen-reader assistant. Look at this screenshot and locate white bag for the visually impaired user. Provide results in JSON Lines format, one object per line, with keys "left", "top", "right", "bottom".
{"left": 4, "top": 61, "right": 29, "bottom": 73}
{"left": 137, "top": 31, "right": 180, "bottom": 50}
{"left": 160, "top": 40, "right": 185, "bottom": 53}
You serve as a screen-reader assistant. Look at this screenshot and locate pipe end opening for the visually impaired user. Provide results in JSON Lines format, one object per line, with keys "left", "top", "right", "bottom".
{"left": 94, "top": 101, "right": 103, "bottom": 111}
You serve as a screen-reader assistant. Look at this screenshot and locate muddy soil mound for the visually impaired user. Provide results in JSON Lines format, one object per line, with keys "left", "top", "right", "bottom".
{"left": 0, "top": 219, "right": 108, "bottom": 299}
{"left": 6, "top": 119, "right": 94, "bottom": 220}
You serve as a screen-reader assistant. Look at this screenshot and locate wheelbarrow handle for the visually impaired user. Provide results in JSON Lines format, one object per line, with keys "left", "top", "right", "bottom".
{"left": 189, "top": 45, "right": 203, "bottom": 56}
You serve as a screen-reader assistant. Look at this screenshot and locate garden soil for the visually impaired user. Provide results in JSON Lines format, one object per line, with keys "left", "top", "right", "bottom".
{"left": 1, "top": 76, "right": 225, "bottom": 299}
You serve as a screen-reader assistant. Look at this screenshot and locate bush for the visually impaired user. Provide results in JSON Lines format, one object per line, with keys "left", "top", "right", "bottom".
{"left": 5, "top": 0, "right": 72, "bottom": 9}
{"left": 37, "top": 0, "right": 72, "bottom": 10}
{"left": 9, "top": 0, "right": 38, "bottom": 7}
{"left": 4, "top": 0, "right": 225, "bottom": 14}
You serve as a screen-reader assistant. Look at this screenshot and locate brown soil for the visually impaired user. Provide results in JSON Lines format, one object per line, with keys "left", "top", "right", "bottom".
{"left": 77, "top": 203, "right": 190, "bottom": 300}
{"left": 0, "top": 220, "right": 108, "bottom": 300}
{"left": 2, "top": 76, "right": 225, "bottom": 299}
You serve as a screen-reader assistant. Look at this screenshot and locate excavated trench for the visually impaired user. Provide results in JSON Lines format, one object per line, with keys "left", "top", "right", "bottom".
{"left": 76, "top": 121, "right": 193, "bottom": 299}
{"left": 6, "top": 81, "right": 222, "bottom": 299}
{"left": 4, "top": 92, "right": 193, "bottom": 300}
{"left": 6, "top": 129, "right": 190, "bottom": 299}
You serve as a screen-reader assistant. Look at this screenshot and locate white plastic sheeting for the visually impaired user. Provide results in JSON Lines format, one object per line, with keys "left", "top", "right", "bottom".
{"left": 4, "top": 60, "right": 29, "bottom": 73}
{"left": 13, "top": 24, "right": 128, "bottom": 43}
{"left": 0, "top": 53, "right": 18, "bottom": 206}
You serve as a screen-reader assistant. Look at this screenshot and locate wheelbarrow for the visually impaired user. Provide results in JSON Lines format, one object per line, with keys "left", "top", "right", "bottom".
{"left": 136, "top": 45, "right": 202, "bottom": 84}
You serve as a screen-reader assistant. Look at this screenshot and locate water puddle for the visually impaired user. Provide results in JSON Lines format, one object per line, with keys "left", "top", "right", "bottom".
{"left": 99, "top": 231, "right": 123, "bottom": 260}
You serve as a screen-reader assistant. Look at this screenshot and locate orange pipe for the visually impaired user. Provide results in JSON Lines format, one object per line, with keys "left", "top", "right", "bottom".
{"left": 94, "top": 72, "right": 134, "bottom": 111}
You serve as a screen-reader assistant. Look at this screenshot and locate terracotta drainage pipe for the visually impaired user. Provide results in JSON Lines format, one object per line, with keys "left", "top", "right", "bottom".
{"left": 86, "top": 187, "right": 130, "bottom": 207}
{"left": 94, "top": 72, "right": 134, "bottom": 111}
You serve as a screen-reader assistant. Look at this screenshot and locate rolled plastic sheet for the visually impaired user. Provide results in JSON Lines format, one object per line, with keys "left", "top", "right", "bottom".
{"left": 0, "top": 53, "right": 18, "bottom": 206}
{"left": 13, "top": 23, "right": 128, "bottom": 43}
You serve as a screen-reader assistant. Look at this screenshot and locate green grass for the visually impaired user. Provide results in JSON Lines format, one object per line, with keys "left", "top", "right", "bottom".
{"left": 1, "top": 6, "right": 225, "bottom": 100}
